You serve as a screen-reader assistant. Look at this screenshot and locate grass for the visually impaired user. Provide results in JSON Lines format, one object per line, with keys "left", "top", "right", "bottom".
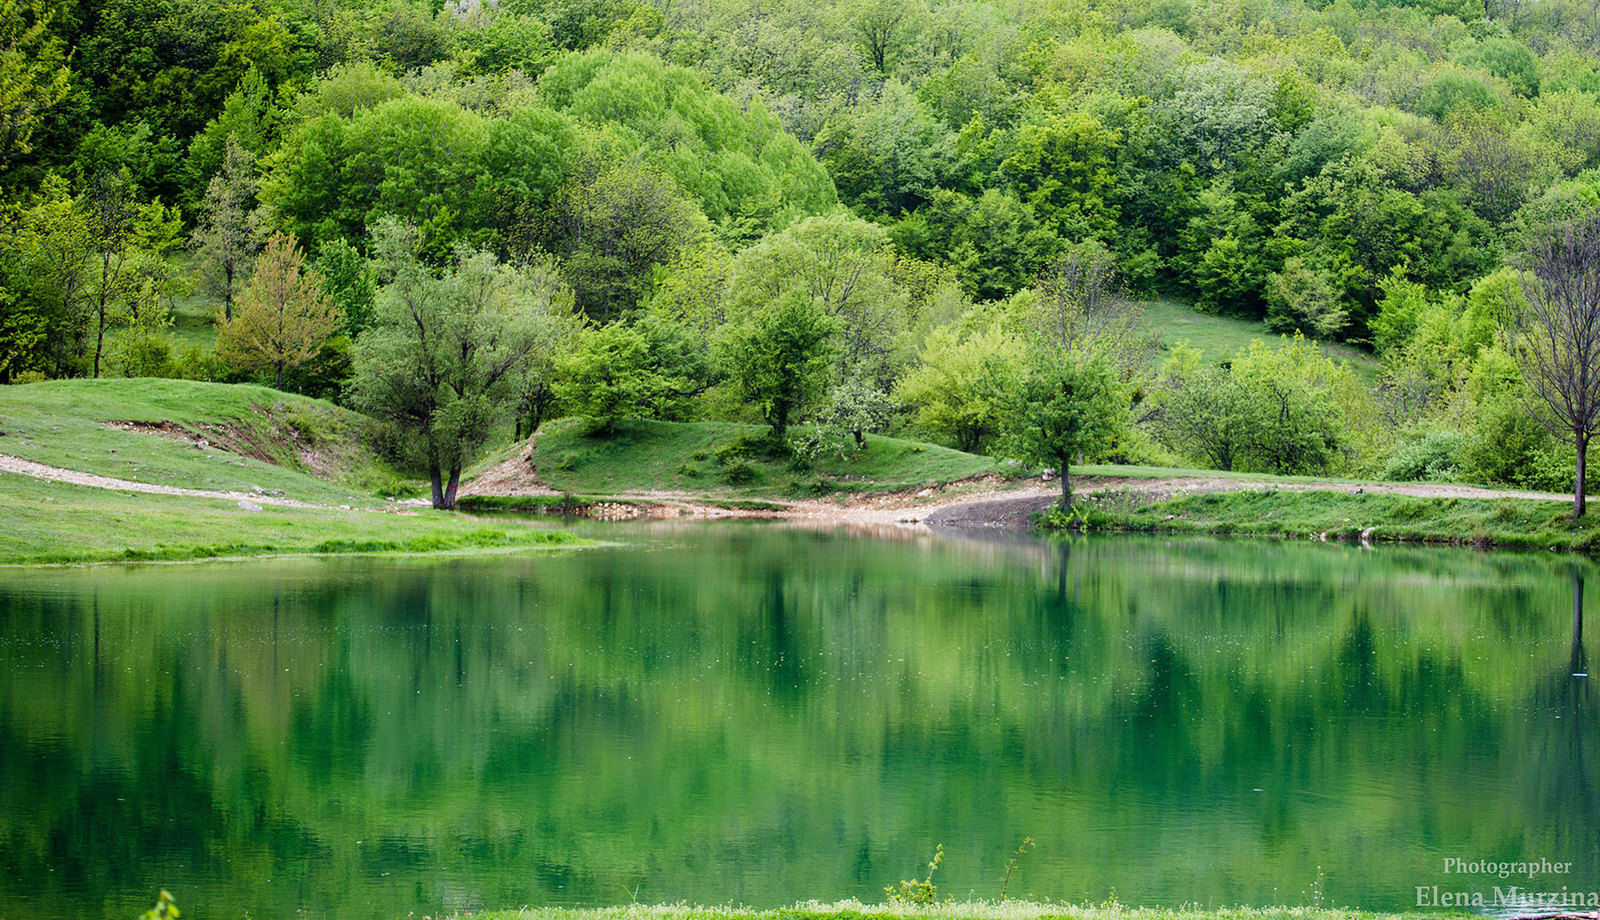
{"left": 461, "top": 903, "right": 1463, "bottom": 920}
{"left": 1047, "top": 487, "right": 1600, "bottom": 552}
{"left": 1136, "top": 299, "right": 1380, "bottom": 384}
{"left": 0, "top": 378, "right": 589, "bottom": 564}
{"left": 512, "top": 417, "right": 1005, "bottom": 499}
{"left": 0, "top": 473, "right": 582, "bottom": 565}
{"left": 0, "top": 377, "right": 412, "bottom": 503}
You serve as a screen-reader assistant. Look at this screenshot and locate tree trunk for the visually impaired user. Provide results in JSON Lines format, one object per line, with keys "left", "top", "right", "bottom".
{"left": 1577, "top": 436, "right": 1589, "bottom": 518}
{"left": 93, "top": 310, "right": 106, "bottom": 379}
{"left": 275, "top": 361, "right": 284, "bottom": 391}
{"left": 430, "top": 464, "right": 446, "bottom": 510}
{"left": 444, "top": 466, "right": 462, "bottom": 509}
{"left": 1059, "top": 455, "right": 1073, "bottom": 508}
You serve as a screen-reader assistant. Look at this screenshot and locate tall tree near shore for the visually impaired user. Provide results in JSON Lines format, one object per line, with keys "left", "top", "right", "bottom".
{"left": 1005, "top": 352, "right": 1125, "bottom": 508}
{"left": 1510, "top": 214, "right": 1600, "bottom": 517}
{"left": 190, "top": 136, "right": 262, "bottom": 321}
{"left": 351, "top": 221, "right": 571, "bottom": 510}
{"left": 215, "top": 233, "right": 341, "bottom": 390}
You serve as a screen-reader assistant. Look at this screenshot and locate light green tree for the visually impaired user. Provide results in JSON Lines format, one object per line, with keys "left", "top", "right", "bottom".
{"left": 0, "top": 0, "right": 70, "bottom": 174}
{"left": 894, "top": 319, "right": 1023, "bottom": 453}
{"left": 1005, "top": 352, "right": 1125, "bottom": 507}
{"left": 554, "top": 316, "right": 710, "bottom": 433}
{"left": 215, "top": 233, "right": 342, "bottom": 391}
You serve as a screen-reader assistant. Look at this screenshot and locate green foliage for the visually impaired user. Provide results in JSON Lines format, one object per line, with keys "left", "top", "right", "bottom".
{"left": 313, "top": 237, "right": 375, "bottom": 336}
{"left": 0, "top": 0, "right": 71, "bottom": 177}
{"left": 1005, "top": 352, "right": 1125, "bottom": 505}
{"left": 538, "top": 50, "right": 836, "bottom": 236}
{"left": 728, "top": 212, "right": 905, "bottom": 384}
{"left": 555, "top": 316, "right": 710, "bottom": 432}
{"left": 718, "top": 296, "right": 840, "bottom": 441}
{"left": 350, "top": 223, "right": 573, "bottom": 508}
{"left": 546, "top": 154, "right": 705, "bottom": 322}
{"left": 1380, "top": 429, "right": 1469, "bottom": 482}
{"left": 138, "top": 889, "right": 178, "bottom": 920}
{"left": 1265, "top": 257, "right": 1346, "bottom": 338}
{"left": 818, "top": 378, "right": 896, "bottom": 450}
{"left": 1154, "top": 337, "right": 1362, "bottom": 476}
{"left": 895, "top": 318, "right": 1023, "bottom": 453}
{"left": 885, "top": 844, "right": 943, "bottom": 906}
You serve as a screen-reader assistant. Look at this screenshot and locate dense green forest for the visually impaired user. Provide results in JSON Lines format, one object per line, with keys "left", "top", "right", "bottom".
{"left": 7, "top": 0, "right": 1600, "bottom": 504}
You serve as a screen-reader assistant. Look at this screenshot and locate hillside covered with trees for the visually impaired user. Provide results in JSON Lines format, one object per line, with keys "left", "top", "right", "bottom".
{"left": 6, "top": 0, "right": 1600, "bottom": 506}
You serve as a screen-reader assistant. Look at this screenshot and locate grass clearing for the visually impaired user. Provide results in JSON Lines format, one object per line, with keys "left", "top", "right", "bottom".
{"left": 0, "top": 377, "right": 414, "bottom": 503}
{"left": 1136, "top": 299, "right": 1380, "bottom": 384}
{"left": 518, "top": 417, "right": 1005, "bottom": 498}
{"left": 0, "top": 474, "right": 582, "bottom": 565}
{"left": 1054, "top": 487, "right": 1599, "bottom": 552}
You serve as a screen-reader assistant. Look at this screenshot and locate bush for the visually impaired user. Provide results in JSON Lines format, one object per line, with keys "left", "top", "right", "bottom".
{"left": 1381, "top": 429, "right": 1468, "bottom": 482}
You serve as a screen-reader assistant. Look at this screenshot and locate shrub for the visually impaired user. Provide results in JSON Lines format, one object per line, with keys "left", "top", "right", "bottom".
{"left": 1381, "top": 430, "right": 1468, "bottom": 482}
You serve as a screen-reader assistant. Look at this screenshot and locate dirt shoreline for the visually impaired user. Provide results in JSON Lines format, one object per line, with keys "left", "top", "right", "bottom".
{"left": 459, "top": 468, "right": 1574, "bottom": 528}
{"left": 4, "top": 446, "right": 1573, "bottom": 530}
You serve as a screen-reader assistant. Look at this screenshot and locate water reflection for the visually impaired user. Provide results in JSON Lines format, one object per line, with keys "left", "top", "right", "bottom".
{"left": 0, "top": 529, "right": 1596, "bottom": 920}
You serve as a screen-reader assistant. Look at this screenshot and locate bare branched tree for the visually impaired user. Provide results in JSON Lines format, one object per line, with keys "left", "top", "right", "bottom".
{"left": 1510, "top": 214, "right": 1600, "bottom": 516}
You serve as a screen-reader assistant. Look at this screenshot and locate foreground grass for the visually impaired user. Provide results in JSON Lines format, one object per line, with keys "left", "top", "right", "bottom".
{"left": 0, "top": 377, "right": 412, "bottom": 502}
{"left": 0, "top": 474, "right": 582, "bottom": 565}
{"left": 464, "top": 902, "right": 1459, "bottom": 920}
{"left": 1050, "top": 487, "right": 1599, "bottom": 552}
{"left": 518, "top": 417, "right": 1005, "bottom": 498}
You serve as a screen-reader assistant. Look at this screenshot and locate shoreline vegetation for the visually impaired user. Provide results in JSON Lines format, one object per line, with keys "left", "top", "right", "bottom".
{"left": 0, "top": 378, "right": 1594, "bottom": 563}
{"left": 451, "top": 903, "right": 1478, "bottom": 920}
{"left": 1041, "top": 487, "right": 1600, "bottom": 553}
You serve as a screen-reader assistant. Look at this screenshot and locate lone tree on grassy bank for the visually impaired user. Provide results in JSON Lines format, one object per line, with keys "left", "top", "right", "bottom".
{"left": 216, "top": 233, "right": 342, "bottom": 391}
{"left": 718, "top": 296, "right": 840, "bottom": 443}
{"left": 1006, "top": 352, "right": 1125, "bottom": 508}
{"left": 350, "top": 221, "right": 570, "bottom": 510}
{"left": 1510, "top": 214, "right": 1600, "bottom": 517}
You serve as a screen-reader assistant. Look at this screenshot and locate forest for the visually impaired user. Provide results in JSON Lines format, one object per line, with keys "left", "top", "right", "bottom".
{"left": 6, "top": 0, "right": 1600, "bottom": 507}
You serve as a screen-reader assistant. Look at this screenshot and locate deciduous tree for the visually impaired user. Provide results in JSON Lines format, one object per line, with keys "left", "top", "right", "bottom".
{"left": 215, "top": 233, "right": 342, "bottom": 390}
{"left": 1509, "top": 214, "right": 1600, "bottom": 516}
{"left": 1005, "top": 353, "right": 1124, "bottom": 507}
{"left": 190, "top": 136, "right": 261, "bottom": 321}
{"left": 350, "top": 222, "right": 571, "bottom": 509}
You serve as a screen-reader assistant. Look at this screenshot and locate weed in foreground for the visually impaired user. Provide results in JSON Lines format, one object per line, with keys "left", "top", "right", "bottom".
{"left": 885, "top": 844, "right": 944, "bottom": 906}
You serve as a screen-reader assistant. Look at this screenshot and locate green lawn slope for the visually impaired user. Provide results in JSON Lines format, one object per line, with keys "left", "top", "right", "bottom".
{"left": 510, "top": 417, "right": 1007, "bottom": 498}
{"left": 1058, "top": 488, "right": 1597, "bottom": 552}
{"left": 0, "top": 377, "right": 408, "bottom": 503}
{"left": 1136, "top": 299, "right": 1380, "bottom": 384}
{"left": 0, "top": 379, "right": 584, "bottom": 565}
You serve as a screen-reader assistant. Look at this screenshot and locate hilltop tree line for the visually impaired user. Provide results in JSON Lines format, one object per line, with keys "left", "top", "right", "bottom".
{"left": 8, "top": 0, "right": 1600, "bottom": 507}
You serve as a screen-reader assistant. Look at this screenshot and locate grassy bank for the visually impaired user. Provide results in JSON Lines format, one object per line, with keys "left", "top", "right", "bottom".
{"left": 0, "top": 379, "right": 589, "bottom": 564}
{"left": 511, "top": 417, "right": 1005, "bottom": 498}
{"left": 1135, "top": 300, "right": 1379, "bottom": 384}
{"left": 1049, "top": 487, "right": 1599, "bottom": 552}
{"left": 461, "top": 903, "right": 1457, "bottom": 920}
{"left": 0, "top": 377, "right": 411, "bottom": 502}
{"left": 0, "top": 474, "right": 584, "bottom": 565}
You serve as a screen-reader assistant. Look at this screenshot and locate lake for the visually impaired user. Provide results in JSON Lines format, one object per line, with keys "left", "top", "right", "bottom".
{"left": 0, "top": 524, "right": 1595, "bottom": 919}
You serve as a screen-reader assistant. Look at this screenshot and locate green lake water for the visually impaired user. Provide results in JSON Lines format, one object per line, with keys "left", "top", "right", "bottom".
{"left": 1, "top": 524, "right": 1596, "bottom": 919}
